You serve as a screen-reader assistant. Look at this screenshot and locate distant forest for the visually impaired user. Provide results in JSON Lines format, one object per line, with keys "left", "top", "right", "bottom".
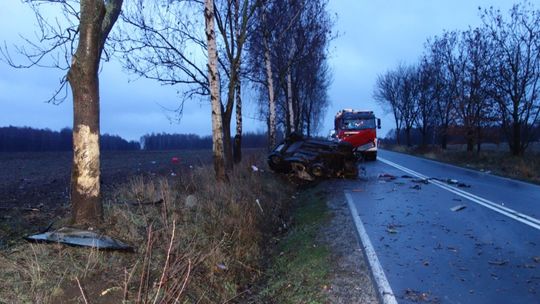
{"left": 0, "top": 126, "right": 140, "bottom": 152}
{"left": 140, "top": 132, "right": 268, "bottom": 150}
{"left": 0, "top": 126, "right": 269, "bottom": 152}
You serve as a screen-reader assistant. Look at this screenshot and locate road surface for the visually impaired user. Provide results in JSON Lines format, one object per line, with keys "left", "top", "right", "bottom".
{"left": 344, "top": 150, "right": 540, "bottom": 304}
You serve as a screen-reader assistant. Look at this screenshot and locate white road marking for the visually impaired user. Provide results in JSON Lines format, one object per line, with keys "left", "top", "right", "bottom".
{"left": 379, "top": 157, "right": 540, "bottom": 231}
{"left": 345, "top": 192, "right": 398, "bottom": 304}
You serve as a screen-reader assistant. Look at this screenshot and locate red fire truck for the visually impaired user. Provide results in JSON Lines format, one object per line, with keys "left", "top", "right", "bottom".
{"left": 333, "top": 109, "right": 381, "bottom": 161}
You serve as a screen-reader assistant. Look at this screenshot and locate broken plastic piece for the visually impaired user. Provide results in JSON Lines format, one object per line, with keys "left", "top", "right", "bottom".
{"left": 25, "top": 227, "right": 134, "bottom": 251}
{"left": 378, "top": 173, "right": 397, "bottom": 180}
{"left": 451, "top": 205, "right": 467, "bottom": 212}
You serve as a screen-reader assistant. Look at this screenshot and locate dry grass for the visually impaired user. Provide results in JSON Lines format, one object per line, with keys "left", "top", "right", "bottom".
{"left": 0, "top": 154, "right": 292, "bottom": 303}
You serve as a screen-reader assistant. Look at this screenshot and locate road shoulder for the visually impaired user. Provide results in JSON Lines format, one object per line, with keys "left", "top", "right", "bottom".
{"left": 322, "top": 181, "right": 378, "bottom": 303}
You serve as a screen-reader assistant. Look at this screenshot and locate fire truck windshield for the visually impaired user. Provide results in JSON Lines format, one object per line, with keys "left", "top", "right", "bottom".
{"left": 342, "top": 118, "right": 376, "bottom": 130}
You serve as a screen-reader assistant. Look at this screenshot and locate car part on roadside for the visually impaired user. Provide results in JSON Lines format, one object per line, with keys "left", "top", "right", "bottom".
{"left": 268, "top": 133, "right": 358, "bottom": 181}
{"left": 25, "top": 227, "right": 134, "bottom": 251}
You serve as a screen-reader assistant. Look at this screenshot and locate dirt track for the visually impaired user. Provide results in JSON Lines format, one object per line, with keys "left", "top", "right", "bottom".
{"left": 0, "top": 150, "right": 212, "bottom": 246}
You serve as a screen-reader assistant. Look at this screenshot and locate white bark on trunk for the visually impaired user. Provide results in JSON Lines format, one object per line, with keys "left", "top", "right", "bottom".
{"left": 287, "top": 71, "right": 295, "bottom": 133}
{"left": 264, "top": 42, "right": 277, "bottom": 148}
{"left": 205, "top": 0, "right": 226, "bottom": 180}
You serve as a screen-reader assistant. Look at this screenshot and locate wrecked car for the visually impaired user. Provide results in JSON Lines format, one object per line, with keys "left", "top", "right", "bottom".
{"left": 268, "top": 133, "right": 358, "bottom": 181}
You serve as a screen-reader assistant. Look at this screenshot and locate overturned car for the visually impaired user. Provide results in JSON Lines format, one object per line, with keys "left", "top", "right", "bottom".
{"left": 268, "top": 133, "right": 358, "bottom": 181}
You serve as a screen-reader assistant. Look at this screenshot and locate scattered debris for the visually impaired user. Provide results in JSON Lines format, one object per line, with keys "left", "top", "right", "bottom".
{"left": 216, "top": 263, "right": 228, "bottom": 270}
{"left": 412, "top": 178, "right": 429, "bottom": 184}
{"left": 403, "top": 289, "right": 431, "bottom": 302}
{"left": 533, "top": 256, "right": 540, "bottom": 263}
{"left": 25, "top": 227, "right": 134, "bottom": 251}
{"left": 251, "top": 165, "right": 259, "bottom": 172}
{"left": 386, "top": 227, "right": 398, "bottom": 234}
{"left": 401, "top": 175, "right": 413, "bottom": 179}
{"left": 410, "top": 185, "right": 422, "bottom": 190}
{"left": 447, "top": 179, "right": 458, "bottom": 184}
{"left": 450, "top": 205, "right": 467, "bottom": 212}
{"left": 386, "top": 224, "right": 400, "bottom": 234}
{"left": 255, "top": 199, "right": 264, "bottom": 213}
{"left": 378, "top": 173, "right": 397, "bottom": 180}
{"left": 171, "top": 157, "right": 180, "bottom": 164}
{"left": 447, "top": 246, "right": 458, "bottom": 252}
{"left": 457, "top": 182, "right": 471, "bottom": 188}
{"left": 170, "top": 172, "right": 177, "bottom": 177}
{"left": 488, "top": 260, "right": 508, "bottom": 266}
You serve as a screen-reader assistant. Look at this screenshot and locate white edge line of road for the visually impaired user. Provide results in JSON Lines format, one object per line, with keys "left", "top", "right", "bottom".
{"left": 345, "top": 192, "right": 398, "bottom": 304}
{"left": 378, "top": 156, "right": 540, "bottom": 231}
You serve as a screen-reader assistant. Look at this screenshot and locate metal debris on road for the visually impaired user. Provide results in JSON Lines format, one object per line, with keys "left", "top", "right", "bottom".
{"left": 25, "top": 227, "right": 134, "bottom": 251}
{"left": 378, "top": 173, "right": 397, "bottom": 180}
{"left": 412, "top": 178, "right": 429, "bottom": 184}
{"left": 451, "top": 205, "right": 467, "bottom": 212}
{"left": 488, "top": 260, "right": 509, "bottom": 266}
{"left": 403, "top": 289, "right": 431, "bottom": 302}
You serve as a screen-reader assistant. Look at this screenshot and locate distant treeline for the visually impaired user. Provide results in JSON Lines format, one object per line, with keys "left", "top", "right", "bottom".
{"left": 381, "top": 125, "right": 540, "bottom": 148}
{"left": 141, "top": 132, "right": 268, "bottom": 150}
{"left": 0, "top": 126, "right": 140, "bottom": 152}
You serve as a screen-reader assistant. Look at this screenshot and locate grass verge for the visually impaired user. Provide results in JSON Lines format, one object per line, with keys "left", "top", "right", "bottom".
{"left": 0, "top": 154, "right": 292, "bottom": 303}
{"left": 259, "top": 187, "right": 331, "bottom": 304}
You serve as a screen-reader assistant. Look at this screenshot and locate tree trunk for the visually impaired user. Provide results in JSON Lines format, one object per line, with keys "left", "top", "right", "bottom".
{"left": 233, "top": 78, "right": 242, "bottom": 163}
{"left": 264, "top": 44, "right": 277, "bottom": 149}
{"left": 205, "top": 0, "right": 227, "bottom": 181}
{"left": 287, "top": 71, "right": 295, "bottom": 133}
{"left": 67, "top": 0, "right": 107, "bottom": 226}
{"left": 406, "top": 127, "right": 412, "bottom": 147}
{"left": 466, "top": 129, "right": 474, "bottom": 152}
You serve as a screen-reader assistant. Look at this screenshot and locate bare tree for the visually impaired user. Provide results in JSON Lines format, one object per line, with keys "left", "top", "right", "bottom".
{"left": 247, "top": 0, "right": 333, "bottom": 141}
{"left": 2, "top": 0, "right": 123, "bottom": 226}
{"left": 374, "top": 69, "right": 403, "bottom": 145}
{"left": 205, "top": 0, "right": 228, "bottom": 180}
{"left": 482, "top": 2, "right": 540, "bottom": 155}
{"left": 415, "top": 58, "right": 436, "bottom": 147}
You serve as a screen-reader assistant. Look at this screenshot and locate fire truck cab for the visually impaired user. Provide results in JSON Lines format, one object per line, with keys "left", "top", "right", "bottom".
{"left": 334, "top": 109, "right": 381, "bottom": 161}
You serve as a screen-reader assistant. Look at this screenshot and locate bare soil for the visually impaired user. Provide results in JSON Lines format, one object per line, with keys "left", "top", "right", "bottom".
{"left": 0, "top": 150, "right": 212, "bottom": 247}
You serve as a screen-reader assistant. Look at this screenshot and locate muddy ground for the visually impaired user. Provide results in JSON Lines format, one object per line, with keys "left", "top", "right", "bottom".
{"left": 0, "top": 150, "right": 212, "bottom": 247}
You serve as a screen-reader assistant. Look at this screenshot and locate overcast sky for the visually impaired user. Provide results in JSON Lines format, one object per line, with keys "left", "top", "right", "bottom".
{"left": 0, "top": 0, "right": 516, "bottom": 141}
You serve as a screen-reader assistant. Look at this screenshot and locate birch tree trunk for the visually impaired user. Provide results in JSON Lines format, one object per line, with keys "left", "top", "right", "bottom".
{"left": 287, "top": 71, "right": 295, "bottom": 134}
{"left": 205, "top": 0, "right": 227, "bottom": 180}
{"left": 264, "top": 44, "right": 277, "bottom": 148}
{"left": 68, "top": 0, "right": 122, "bottom": 226}
{"left": 233, "top": 78, "right": 242, "bottom": 163}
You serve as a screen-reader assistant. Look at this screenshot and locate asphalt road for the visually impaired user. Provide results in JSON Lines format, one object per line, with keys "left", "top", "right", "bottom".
{"left": 344, "top": 150, "right": 540, "bottom": 304}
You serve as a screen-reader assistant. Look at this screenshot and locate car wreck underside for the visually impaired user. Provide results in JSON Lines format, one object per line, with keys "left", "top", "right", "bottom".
{"left": 268, "top": 134, "right": 358, "bottom": 181}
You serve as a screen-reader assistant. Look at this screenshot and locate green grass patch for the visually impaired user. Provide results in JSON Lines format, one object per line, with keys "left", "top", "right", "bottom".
{"left": 261, "top": 189, "right": 331, "bottom": 304}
